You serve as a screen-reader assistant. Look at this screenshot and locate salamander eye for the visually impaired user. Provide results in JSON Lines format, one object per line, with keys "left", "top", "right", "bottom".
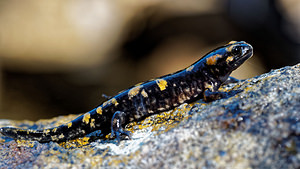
{"left": 231, "top": 46, "right": 242, "bottom": 56}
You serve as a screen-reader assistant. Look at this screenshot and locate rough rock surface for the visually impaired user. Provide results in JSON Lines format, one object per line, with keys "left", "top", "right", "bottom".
{"left": 0, "top": 64, "right": 299, "bottom": 169}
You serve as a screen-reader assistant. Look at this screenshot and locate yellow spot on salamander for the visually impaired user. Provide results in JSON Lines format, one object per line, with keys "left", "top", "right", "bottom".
{"left": 228, "top": 41, "right": 237, "bottom": 44}
{"left": 111, "top": 98, "right": 119, "bottom": 106}
{"left": 141, "top": 89, "right": 148, "bottom": 97}
{"left": 52, "top": 128, "right": 57, "bottom": 133}
{"left": 96, "top": 106, "right": 102, "bottom": 115}
{"left": 103, "top": 101, "right": 109, "bottom": 106}
{"left": 51, "top": 135, "right": 58, "bottom": 141}
{"left": 128, "top": 85, "right": 142, "bottom": 98}
{"left": 90, "top": 118, "right": 95, "bottom": 128}
{"left": 186, "top": 65, "right": 194, "bottom": 72}
{"left": 135, "top": 82, "right": 143, "bottom": 86}
{"left": 67, "top": 122, "right": 72, "bottom": 128}
{"left": 77, "top": 137, "right": 90, "bottom": 145}
{"left": 156, "top": 79, "right": 168, "bottom": 91}
{"left": 44, "top": 129, "right": 50, "bottom": 134}
{"left": 226, "top": 45, "right": 235, "bottom": 52}
{"left": 83, "top": 113, "right": 90, "bottom": 124}
{"left": 226, "top": 56, "right": 234, "bottom": 63}
{"left": 103, "top": 98, "right": 119, "bottom": 106}
{"left": 58, "top": 134, "right": 64, "bottom": 139}
{"left": 206, "top": 54, "right": 222, "bottom": 65}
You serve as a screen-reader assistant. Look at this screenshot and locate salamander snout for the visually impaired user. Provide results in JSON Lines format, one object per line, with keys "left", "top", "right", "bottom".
{"left": 225, "top": 41, "right": 253, "bottom": 70}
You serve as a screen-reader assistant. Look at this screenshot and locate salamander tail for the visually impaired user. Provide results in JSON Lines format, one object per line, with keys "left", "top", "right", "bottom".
{"left": 0, "top": 126, "right": 57, "bottom": 142}
{"left": 0, "top": 109, "right": 102, "bottom": 143}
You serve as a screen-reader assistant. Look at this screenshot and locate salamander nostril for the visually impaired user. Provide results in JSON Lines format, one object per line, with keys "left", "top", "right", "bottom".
{"left": 243, "top": 46, "right": 252, "bottom": 56}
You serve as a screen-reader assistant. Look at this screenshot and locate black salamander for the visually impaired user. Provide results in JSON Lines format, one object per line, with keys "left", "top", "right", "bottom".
{"left": 0, "top": 41, "right": 253, "bottom": 143}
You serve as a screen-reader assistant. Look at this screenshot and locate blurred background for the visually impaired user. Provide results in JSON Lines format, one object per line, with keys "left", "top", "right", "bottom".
{"left": 0, "top": 0, "right": 299, "bottom": 120}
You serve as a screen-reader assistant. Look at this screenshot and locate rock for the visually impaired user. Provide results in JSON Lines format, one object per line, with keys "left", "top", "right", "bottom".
{"left": 1, "top": 63, "right": 299, "bottom": 168}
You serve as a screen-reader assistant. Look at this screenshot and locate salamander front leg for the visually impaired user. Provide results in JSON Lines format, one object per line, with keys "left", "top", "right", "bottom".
{"left": 203, "top": 89, "right": 227, "bottom": 102}
{"left": 111, "top": 111, "right": 131, "bottom": 144}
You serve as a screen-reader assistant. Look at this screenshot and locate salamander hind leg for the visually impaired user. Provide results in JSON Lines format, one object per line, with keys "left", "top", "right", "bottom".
{"left": 111, "top": 111, "right": 131, "bottom": 144}
{"left": 203, "top": 84, "right": 242, "bottom": 102}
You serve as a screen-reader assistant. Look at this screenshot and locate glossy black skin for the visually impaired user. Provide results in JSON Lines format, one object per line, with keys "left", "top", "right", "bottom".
{"left": 0, "top": 41, "right": 253, "bottom": 143}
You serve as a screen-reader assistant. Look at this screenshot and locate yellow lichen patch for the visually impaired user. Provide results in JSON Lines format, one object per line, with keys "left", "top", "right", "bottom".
{"left": 186, "top": 65, "right": 194, "bottom": 72}
{"left": 96, "top": 106, "right": 102, "bottom": 115}
{"left": 82, "top": 113, "right": 91, "bottom": 124}
{"left": 226, "top": 56, "right": 234, "bottom": 63}
{"left": 111, "top": 98, "right": 119, "bottom": 106}
{"left": 67, "top": 122, "right": 72, "bottom": 128}
{"left": 125, "top": 103, "right": 193, "bottom": 136}
{"left": 154, "top": 104, "right": 194, "bottom": 134}
{"left": 141, "top": 89, "right": 148, "bottom": 97}
{"left": 206, "top": 54, "right": 222, "bottom": 65}
{"left": 59, "top": 137, "right": 91, "bottom": 148}
{"left": 156, "top": 79, "right": 168, "bottom": 91}
{"left": 128, "top": 85, "right": 142, "bottom": 98}
{"left": 16, "top": 140, "right": 35, "bottom": 148}
{"left": 228, "top": 41, "right": 237, "bottom": 44}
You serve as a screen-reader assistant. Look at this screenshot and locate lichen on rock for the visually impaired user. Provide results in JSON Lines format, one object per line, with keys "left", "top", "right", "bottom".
{"left": 0, "top": 64, "right": 300, "bottom": 168}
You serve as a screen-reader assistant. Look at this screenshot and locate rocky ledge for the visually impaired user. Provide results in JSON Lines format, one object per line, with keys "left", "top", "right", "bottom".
{"left": 0, "top": 64, "right": 299, "bottom": 169}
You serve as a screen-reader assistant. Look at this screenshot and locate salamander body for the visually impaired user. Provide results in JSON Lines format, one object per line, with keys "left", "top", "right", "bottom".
{"left": 0, "top": 41, "right": 253, "bottom": 143}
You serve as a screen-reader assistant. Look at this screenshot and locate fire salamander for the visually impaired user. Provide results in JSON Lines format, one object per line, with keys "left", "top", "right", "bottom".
{"left": 0, "top": 41, "right": 253, "bottom": 143}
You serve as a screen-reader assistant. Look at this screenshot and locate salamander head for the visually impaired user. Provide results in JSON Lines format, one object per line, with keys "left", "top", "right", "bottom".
{"left": 203, "top": 41, "right": 253, "bottom": 82}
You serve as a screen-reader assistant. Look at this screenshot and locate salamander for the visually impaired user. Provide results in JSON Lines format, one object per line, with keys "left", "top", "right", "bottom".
{"left": 0, "top": 41, "right": 253, "bottom": 143}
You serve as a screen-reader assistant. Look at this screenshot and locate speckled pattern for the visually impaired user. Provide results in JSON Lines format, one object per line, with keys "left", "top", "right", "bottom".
{"left": 0, "top": 41, "right": 253, "bottom": 143}
{"left": 0, "top": 64, "right": 299, "bottom": 169}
